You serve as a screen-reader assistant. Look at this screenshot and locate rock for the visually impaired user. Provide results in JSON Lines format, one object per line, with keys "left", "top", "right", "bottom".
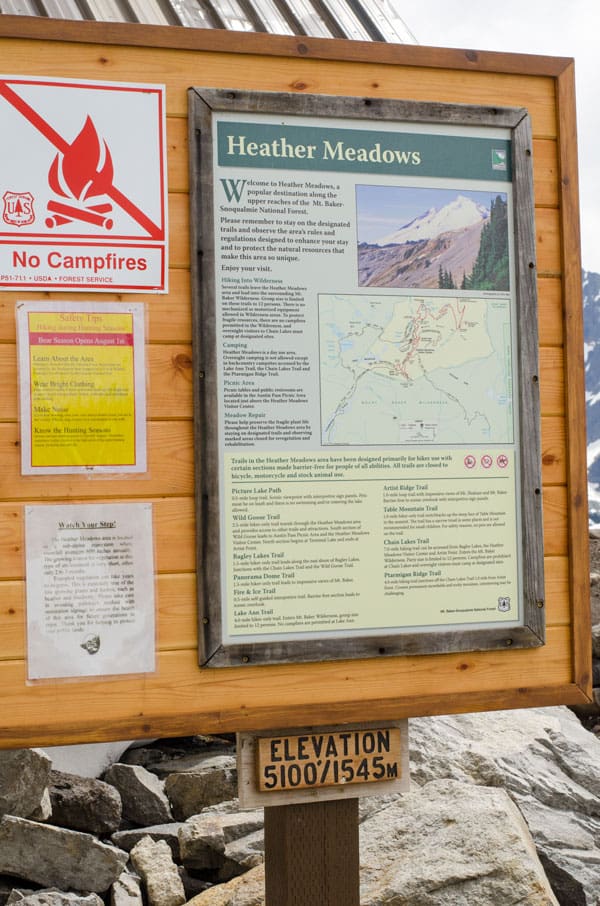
{"left": 359, "top": 780, "right": 559, "bottom": 904}
{"left": 186, "top": 864, "right": 265, "bottom": 906}
{"left": 6, "top": 891, "right": 103, "bottom": 906}
{"left": 178, "top": 869, "right": 211, "bottom": 900}
{"left": 0, "top": 816, "right": 127, "bottom": 892}
{"left": 111, "top": 872, "right": 144, "bottom": 906}
{"left": 179, "top": 814, "right": 226, "bottom": 871}
{"left": 179, "top": 806, "right": 263, "bottom": 872}
{"left": 165, "top": 756, "right": 237, "bottom": 820}
{"left": 122, "top": 737, "right": 235, "bottom": 779}
{"left": 49, "top": 770, "right": 122, "bottom": 834}
{"left": 592, "top": 623, "right": 600, "bottom": 659}
{"left": 408, "top": 707, "right": 600, "bottom": 897}
{"left": 28, "top": 789, "right": 52, "bottom": 822}
{"left": 0, "top": 749, "right": 51, "bottom": 819}
{"left": 538, "top": 853, "right": 587, "bottom": 906}
{"left": 130, "top": 836, "right": 185, "bottom": 906}
{"left": 112, "top": 823, "right": 183, "bottom": 860}
{"left": 590, "top": 571, "right": 600, "bottom": 586}
{"left": 218, "top": 829, "right": 264, "bottom": 882}
{"left": 103, "top": 764, "right": 172, "bottom": 826}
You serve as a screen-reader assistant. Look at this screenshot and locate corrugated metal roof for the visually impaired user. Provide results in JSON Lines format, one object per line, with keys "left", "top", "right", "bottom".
{"left": 0, "top": 0, "right": 417, "bottom": 43}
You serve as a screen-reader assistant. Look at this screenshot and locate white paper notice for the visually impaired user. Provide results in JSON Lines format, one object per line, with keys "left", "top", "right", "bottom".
{"left": 25, "top": 502, "right": 155, "bottom": 680}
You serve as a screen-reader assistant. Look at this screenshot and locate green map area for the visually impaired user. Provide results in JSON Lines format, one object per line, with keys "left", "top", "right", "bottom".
{"left": 319, "top": 294, "right": 513, "bottom": 446}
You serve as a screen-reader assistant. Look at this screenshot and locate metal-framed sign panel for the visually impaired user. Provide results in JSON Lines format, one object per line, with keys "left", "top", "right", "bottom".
{"left": 190, "top": 89, "right": 544, "bottom": 668}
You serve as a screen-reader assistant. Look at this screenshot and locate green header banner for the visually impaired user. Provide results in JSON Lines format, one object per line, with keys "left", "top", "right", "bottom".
{"left": 217, "top": 121, "right": 512, "bottom": 181}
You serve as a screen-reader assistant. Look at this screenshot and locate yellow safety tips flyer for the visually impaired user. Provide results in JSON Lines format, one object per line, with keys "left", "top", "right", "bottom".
{"left": 17, "top": 301, "right": 147, "bottom": 474}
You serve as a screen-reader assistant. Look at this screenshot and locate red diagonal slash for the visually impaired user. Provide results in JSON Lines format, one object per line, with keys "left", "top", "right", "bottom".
{"left": 0, "top": 81, "right": 162, "bottom": 239}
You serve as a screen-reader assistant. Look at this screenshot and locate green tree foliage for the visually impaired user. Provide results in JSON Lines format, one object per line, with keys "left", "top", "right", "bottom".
{"left": 466, "top": 195, "right": 509, "bottom": 291}
{"left": 438, "top": 265, "right": 456, "bottom": 289}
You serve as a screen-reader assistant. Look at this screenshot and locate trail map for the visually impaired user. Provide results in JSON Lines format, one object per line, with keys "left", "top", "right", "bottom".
{"left": 320, "top": 294, "right": 513, "bottom": 446}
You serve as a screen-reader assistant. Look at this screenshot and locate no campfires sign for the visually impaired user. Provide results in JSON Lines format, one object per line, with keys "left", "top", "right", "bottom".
{"left": 0, "top": 76, "right": 168, "bottom": 292}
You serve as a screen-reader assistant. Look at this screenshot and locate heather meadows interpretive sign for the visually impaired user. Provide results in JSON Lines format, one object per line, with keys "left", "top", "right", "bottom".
{"left": 190, "top": 90, "right": 545, "bottom": 667}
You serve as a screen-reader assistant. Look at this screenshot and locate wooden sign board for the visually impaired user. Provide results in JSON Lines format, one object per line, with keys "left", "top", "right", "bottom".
{"left": 0, "top": 15, "right": 590, "bottom": 748}
{"left": 238, "top": 722, "right": 409, "bottom": 808}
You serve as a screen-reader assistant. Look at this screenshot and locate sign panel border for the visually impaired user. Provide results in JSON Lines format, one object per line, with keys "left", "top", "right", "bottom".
{"left": 190, "top": 89, "right": 545, "bottom": 669}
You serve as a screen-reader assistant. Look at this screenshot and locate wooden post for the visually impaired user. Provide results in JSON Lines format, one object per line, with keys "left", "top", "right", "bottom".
{"left": 264, "top": 798, "right": 360, "bottom": 906}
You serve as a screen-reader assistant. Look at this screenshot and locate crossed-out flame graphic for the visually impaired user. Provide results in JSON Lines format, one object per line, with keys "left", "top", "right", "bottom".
{"left": 46, "top": 117, "right": 115, "bottom": 229}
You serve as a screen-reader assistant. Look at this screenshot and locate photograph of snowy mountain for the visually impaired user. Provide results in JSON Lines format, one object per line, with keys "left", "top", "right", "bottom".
{"left": 356, "top": 186, "right": 510, "bottom": 292}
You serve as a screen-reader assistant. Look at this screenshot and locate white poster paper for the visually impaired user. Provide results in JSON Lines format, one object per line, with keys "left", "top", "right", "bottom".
{"left": 25, "top": 502, "right": 155, "bottom": 680}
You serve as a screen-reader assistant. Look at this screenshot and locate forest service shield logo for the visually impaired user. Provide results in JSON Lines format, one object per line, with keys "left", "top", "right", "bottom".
{"left": 3, "top": 191, "right": 34, "bottom": 226}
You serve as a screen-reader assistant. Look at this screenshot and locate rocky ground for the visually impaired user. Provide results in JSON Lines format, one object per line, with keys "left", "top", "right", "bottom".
{"left": 1, "top": 706, "right": 600, "bottom": 905}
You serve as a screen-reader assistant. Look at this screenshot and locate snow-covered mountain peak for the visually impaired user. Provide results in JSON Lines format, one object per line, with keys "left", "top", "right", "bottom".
{"left": 375, "top": 194, "right": 489, "bottom": 246}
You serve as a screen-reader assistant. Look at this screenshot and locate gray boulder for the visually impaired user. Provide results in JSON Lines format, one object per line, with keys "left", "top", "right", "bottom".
{"left": 218, "top": 830, "right": 264, "bottom": 882}
{"left": 111, "top": 872, "right": 143, "bottom": 906}
{"left": 409, "top": 707, "right": 600, "bottom": 895}
{"left": 122, "top": 738, "right": 235, "bottom": 779}
{"left": 130, "top": 836, "right": 185, "bottom": 906}
{"left": 0, "top": 816, "right": 127, "bottom": 892}
{"left": 179, "top": 805, "right": 263, "bottom": 873}
{"left": 49, "top": 770, "right": 122, "bottom": 834}
{"left": 186, "top": 865, "right": 265, "bottom": 906}
{"left": 165, "top": 756, "right": 237, "bottom": 821}
{"left": 103, "top": 764, "right": 172, "bottom": 826}
{"left": 6, "top": 892, "right": 103, "bottom": 906}
{"left": 0, "top": 750, "right": 51, "bottom": 819}
{"left": 359, "top": 780, "right": 559, "bottom": 904}
{"left": 112, "top": 823, "right": 183, "bottom": 860}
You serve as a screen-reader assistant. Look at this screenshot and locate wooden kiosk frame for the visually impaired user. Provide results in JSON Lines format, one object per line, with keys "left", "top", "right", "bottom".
{"left": 0, "top": 14, "right": 590, "bottom": 748}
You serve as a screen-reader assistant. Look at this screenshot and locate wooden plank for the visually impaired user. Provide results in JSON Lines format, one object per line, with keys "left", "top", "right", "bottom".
{"left": 556, "top": 62, "right": 592, "bottom": 697}
{"left": 535, "top": 206, "right": 562, "bottom": 274}
{"left": 0, "top": 39, "right": 559, "bottom": 138}
{"left": 543, "top": 556, "right": 570, "bottom": 626}
{"left": 0, "top": 16, "right": 573, "bottom": 81}
{"left": 264, "top": 799, "right": 360, "bottom": 906}
{"left": 539, "top": 347, "right": 565, "bottom": 415}
{"left": 147, "top": 344, "right": 192, "bottom": 418}
{"left": 513, "top": 110, "right": 545, "bottom": 643}
{"left": 537, "top": 276, "right": 563, "bottom": 347}
{"left": 532, "top": 139, "right": 559, "bottom": 207}
{"left": 0, "top": 497, "right": 195, "bottom": 579}
{"left": 540, "top": 416, "right": 566, "bottom": 485}
{"left": 0, "top": 624, "right": 577, "bottom": 747}
{"left": 542, "top": 485, "right": 568, "bottom": 557}
{"left": 168, "top": 193, "right": 190, "bottom": 269}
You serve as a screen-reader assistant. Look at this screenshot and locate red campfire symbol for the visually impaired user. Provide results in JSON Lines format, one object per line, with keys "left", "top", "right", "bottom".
{"left": 46, "top": 116, "right": 114, "bottom": 230}
{"left": 0, "top": 79, "right": 162, "bottom": 239}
